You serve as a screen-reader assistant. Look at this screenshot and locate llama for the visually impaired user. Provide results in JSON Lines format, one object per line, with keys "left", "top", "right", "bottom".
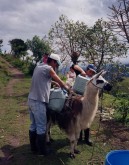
{"left": 47, "top": 71, "right": 112, "bottom": 158}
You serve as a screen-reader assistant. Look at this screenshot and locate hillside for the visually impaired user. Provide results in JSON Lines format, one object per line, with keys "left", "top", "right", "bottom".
{"left": 0, "top": 56, "right": 24, "bottom": 94}
{"left": 0, "top": 56, "right": 11, "bottom": 87}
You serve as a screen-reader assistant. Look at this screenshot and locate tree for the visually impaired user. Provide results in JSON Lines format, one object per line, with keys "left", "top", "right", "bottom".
{"left": 108, "top": 0, "right": 129, "bottom": 44}
{"left": 49, "top": 15, "right": 127, "bottom": 69}
{"left": 80, "top": 19, "right": 127, "bottom": 71}
{"left": 9, "top": 39, "right": 27, "bottom": 58}
{"left": 49, "top": 14, "right": 88, "bottom": 64}
{"left": 26, "top": 35, "right": 51, "bottom": 63}
{"left": 0, "top": 39, "right": 3, "bottom": 54}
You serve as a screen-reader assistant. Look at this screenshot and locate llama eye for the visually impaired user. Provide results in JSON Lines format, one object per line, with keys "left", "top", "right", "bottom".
{"left": 96, "top": 80, "right": 104, "bottom": 84}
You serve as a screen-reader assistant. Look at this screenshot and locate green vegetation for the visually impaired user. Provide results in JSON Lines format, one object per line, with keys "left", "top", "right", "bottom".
{"left": 0, "top": 56, "right": 11, "bottom": 88}
{"left": 111, "top": 77, "right": 129, "bottom": 123}
{"left": 9, "top": 39, "right": 27, "bottom": 58}
{"left": 26, "top": 35, "right": 52, "bottom": 64}
{"left": 101, "top": 77, "right": 129, "bottom": 124}
{"left": 1, "top": 54, "right": 35, "bottom": 76}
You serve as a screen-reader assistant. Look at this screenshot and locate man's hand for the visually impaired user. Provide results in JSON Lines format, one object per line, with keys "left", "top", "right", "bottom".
{"left": 63, "top": 85, "right": 72, "bottom": 95}
{"left": 52, "top": 81, "right": 60, "bottom": 88}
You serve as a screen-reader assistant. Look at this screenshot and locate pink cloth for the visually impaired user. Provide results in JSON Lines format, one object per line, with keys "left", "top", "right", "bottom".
{"left": 66, "top": 70, "right": 76, "bottom": 87}
{"left": 42, "top": 55, "right": 48, "bottom": 64}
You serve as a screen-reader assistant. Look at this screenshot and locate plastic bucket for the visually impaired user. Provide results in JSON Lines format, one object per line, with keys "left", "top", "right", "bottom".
{"left": 105, "top": 150, "right": 129, "bottom": 165}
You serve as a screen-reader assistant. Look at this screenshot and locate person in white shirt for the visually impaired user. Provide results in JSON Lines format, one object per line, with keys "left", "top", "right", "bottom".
{"left": 28, "top": 53, "right": 69, "bottom": 156}
{"left": 66, "top": 66, "right": 76, "bottom": 88}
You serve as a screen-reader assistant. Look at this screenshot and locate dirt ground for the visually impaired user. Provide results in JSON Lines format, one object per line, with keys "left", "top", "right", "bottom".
{"left": 100, "top": 119, "right": 129, "bottom": 150}
{"left": 4, "top": 60, "right": 24, "bottom": 96}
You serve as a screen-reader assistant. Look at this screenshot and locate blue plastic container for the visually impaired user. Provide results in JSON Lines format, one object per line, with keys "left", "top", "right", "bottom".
{"left": 73, "top": 75, "right": 90, "bottom": 95}
{"left": 105, "top": 150, "right": 129, "bottom": 165}
{"left": 48, "top": 88, "right": 67, "bottom": 112}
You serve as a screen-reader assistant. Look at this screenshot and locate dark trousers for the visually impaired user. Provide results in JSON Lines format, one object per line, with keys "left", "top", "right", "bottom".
{"left": 79, "top": 128, "right": 90, "bottom": 141}
{"left": 79, "top": 128, "right": 92, "bottom": 146}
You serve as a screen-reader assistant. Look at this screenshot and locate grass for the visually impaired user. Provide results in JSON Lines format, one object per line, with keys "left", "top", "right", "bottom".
{"left": 0, "top": 56, "right": 129, "bottom": 165}
{"left": 0, "top": 57, "right": 11, "bottom": 89}
{"left": 0, "top": 75, "right": 112, "bottom": 165}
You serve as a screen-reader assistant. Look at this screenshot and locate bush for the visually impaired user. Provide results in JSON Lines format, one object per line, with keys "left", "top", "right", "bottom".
{"left": 27, "top": 63, "right": 36, "bottom": 76}
{"left": 11, "top": 59, "right": 24, "bottom": 68}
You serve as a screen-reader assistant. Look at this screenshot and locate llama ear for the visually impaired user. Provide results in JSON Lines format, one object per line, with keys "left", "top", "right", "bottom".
{"left": 95, "top": 70, "right": 103, "bottom": 78}
{"left": 101, "top": 71, "right": 107, "bottom": 76}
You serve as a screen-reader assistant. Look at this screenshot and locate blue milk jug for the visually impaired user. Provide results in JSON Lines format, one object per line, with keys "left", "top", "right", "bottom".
{"left": 73, "top": 75, "right": 90, "bottom": 95}
{"left": 48, "top": 88, "right": 67, "bottom": 112}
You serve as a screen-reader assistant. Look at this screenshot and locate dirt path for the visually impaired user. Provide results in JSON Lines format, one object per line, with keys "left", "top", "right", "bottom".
{"left": 5, "top": 67, "right": 24, "bottom": 96}
{"left": 0, "top": 57, "right": 25, "bottom": 164}
{"left": 0, "top": 57, "right": 24, "bottom": 96}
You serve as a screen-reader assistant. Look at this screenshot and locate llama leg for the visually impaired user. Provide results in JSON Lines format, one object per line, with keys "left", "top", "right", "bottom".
{"left": 74, "top": 139, "right": 80, "bottom": 154}
{"left": 69, "top": 134, "right": 76, "bottom": 159}
{"left": 46, "top": 119, "right": 51, "bottom": 144}
{"left": 74, "top": 131, "right": 81, "bottom": 154}
{"left": 70, "top": 140, "right": 76, "bottom": 159}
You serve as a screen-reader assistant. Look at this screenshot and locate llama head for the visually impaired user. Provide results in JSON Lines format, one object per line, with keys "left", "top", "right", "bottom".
{"left": 90, "top": 71, "right": 112, "bottom": 91}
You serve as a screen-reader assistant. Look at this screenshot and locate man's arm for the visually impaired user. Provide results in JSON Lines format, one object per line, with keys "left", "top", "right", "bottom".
{"left": 50, "top": 68, "right": 69, "bottom": 91}
{"left": 74, "top": 65, "right": 86, "bottom": 76}
{"left": 51, "top": 81, "right": 60, "bottom": 88}
{"left": 66, "top": 72, "right": 70, "bottom": 79}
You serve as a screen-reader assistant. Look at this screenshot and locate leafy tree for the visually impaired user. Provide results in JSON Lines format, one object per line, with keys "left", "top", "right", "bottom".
{"left": 0, "top": 39, "right": 3, "bottom": 54}
{"left": 26, "top": 35, "right": 51, "bottom": 63}
{"left": 49, "top": 15, "right": 127, "bottom": 69}
{"left": 49, "top": 14, "right": 88, "bottom": 64}
{"left": 108, "top": 0, "right": 129, "bottom": 44}
{"left": 9, "top": 39, "right": 27, "bottom": 58}
{"left": 80, "top": 19, "right": 127, "bottom": 71}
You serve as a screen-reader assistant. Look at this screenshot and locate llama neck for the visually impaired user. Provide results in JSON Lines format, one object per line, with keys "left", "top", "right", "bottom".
{"left": 83, "top": 85, "right": 99, "bottom": 108}
{"left": 81, "top": 84, "right": 100, "bottom": 129}
{"left": 85, "top": 83, "right": 99, "bottom": 97}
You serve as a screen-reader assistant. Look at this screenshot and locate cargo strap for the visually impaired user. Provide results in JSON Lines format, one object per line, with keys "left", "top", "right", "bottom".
{"left": 65, "top": 91, "right": 78, "bottom": 110}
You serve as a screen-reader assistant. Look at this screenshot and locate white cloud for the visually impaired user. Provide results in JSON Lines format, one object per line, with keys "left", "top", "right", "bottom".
{"left": 0, "top": 0, "right": 116, "bottom": 52}
{"left": 115, "top": 56, "right": 129, "bottom": 64}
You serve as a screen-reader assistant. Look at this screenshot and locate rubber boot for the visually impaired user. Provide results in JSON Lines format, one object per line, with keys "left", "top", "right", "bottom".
{"left": 37, "top": 134, "right": 52, "bottom": 156}
{"left": 84, "top": 128, "right": 93, "bottom": 146}
{"left": 29, "top": 130, "right": 37, "bottom": 154}
{"left": 78, "top": 130, "right": 83, "bottom": 142}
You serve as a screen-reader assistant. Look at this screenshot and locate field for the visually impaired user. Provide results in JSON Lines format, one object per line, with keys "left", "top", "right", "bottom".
{"left": 0, "top": 56, "right": 129, "bottom": 165}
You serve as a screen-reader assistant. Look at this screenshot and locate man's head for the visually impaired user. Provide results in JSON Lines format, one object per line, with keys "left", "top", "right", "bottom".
{"left": 86, "top": 64, "right": 96, "bottom": 77}
{"left": 71, "top": 52, "right": 80, "bottom": 64}
{"left": 47, "top": 53, "right": 61, "bottom": 70}
{"left": 42, "top": 53, "right": 49, "bottom": 63}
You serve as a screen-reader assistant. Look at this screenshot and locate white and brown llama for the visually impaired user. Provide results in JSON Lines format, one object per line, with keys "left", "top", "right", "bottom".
{"left": 47, "top": 70, "right": 112, "bottom": 158}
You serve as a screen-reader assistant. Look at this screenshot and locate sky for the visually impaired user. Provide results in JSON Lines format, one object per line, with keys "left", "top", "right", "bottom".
{"left": 0, "top": 0, "right": 128, "bottom": 63}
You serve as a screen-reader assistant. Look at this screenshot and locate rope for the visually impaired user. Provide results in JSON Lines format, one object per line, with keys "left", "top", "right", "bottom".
{"left": 65, "top": 92, "right": 73, "bottom": 107}
{"left": 99, "top": 89, "right": 104, "bottom": 122}
{"left": 87, "top": 89, "right": 120, "bottom": 164}
{"left": 87, "top": 90, "right": 105, "bottom": 165}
